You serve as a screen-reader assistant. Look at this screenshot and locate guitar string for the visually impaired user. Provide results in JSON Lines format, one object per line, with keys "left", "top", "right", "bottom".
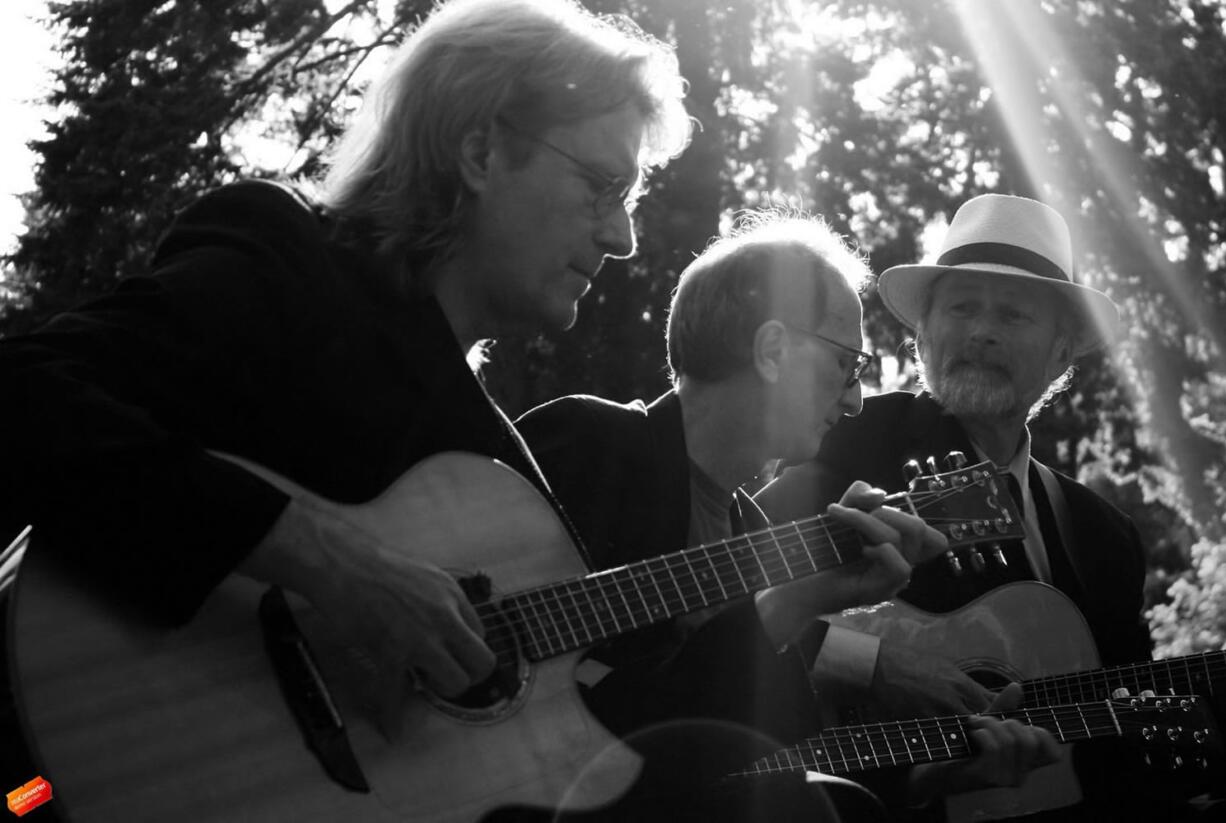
{"left": 475, "top": 485, "right": 1004, "bottom": 660}
{"left": 469, "top": 483, "right": 1015, "bottom": 661}
{"left": 1024, "top": 653, "right": 1224, "bottom": 705}
{"left": 733, "top": 700, "right": 1188, "bottom": 775}
{"left": 475, "top": 485, "right": 971, "bottom": 658}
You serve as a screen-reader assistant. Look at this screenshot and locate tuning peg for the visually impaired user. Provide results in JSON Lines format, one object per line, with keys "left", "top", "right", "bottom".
{"left": 925, "top": 456, "right": 940, "bottom": 476}
{"left": 968, "top": 548, "right": 986, "bottom": 573}
{"left": 945, "top": 550, "right": 963, "bottom": 576}
{"left": 1141, "top": 689, "right": 1156, "bottom": 699}
{"left": 944, "top": 451, "right": 968, "bottom": 470}
{"left": 989, "top": 544, "right": 1008, "bottom": 567}
{"left": 902, "top": 460, "right": 922, "bottom": 487}
{"left": 1112, "top": 687, "right": 1132, "bottom": 699}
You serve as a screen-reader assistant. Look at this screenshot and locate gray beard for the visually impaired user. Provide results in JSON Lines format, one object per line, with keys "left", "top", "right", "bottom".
{"left": 927, "top": 361, "right": 1022, "bottom": 419}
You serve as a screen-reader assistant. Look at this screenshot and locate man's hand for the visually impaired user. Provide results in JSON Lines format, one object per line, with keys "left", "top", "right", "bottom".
{"left": 908, "top": 683, "right": 1062, "bottom": 805}
{"left": 757, "top": 481, "right": 947, "bottom": 645}
{"left": 242, "top": 496, "right": 497, "bottom": 711}
{"left": 869, "top": 639, "right": 993, "bottom": 719}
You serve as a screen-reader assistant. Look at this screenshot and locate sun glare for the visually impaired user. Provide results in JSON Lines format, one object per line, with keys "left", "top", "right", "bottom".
{"left": 950, "top": 0, "right": 1220, "bottom": 363}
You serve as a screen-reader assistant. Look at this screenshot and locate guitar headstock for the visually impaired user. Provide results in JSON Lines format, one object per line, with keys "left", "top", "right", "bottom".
{"left": 1115, "top": 694, "right": 1222, "bottom": 772}
{"left": 898, "top": 453, "right": 1023, "bottom": 558}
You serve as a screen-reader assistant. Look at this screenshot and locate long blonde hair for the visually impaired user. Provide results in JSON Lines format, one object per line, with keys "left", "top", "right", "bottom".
{"left": 320, "top": 0, "right": 690, "bottom": 281}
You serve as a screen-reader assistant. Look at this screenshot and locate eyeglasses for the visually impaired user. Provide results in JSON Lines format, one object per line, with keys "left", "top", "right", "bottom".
{"left": 786, "top": 325, "right": 876, "bottom": 388}
{"left": 496, "top": 116, "right": 639, "bottom": 219}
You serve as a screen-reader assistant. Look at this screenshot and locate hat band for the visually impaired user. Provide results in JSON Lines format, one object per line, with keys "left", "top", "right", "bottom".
{"left": 936, "top": 242, "right": 1070, "bottom": 283}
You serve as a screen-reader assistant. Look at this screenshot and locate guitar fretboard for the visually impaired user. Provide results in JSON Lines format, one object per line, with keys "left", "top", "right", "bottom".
{"left": 504, "top": 516, "right": 864, "bottom": 660}
{"left": 1025, "top": 651, "right": 1223, "bottom": 707}
{"left": 735, "top": 701, "right": 1126, "bottom": 777}
{"left": 471, "top": 463, "right": 1019, "bottom": 668}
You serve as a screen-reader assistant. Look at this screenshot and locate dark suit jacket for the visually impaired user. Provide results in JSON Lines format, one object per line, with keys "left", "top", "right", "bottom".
{"left": 759, "top": 391, "right": 1150, "bottom": 668}
{"left": 758, "top": 391, "right": 1196, "bottom": 822}
{"left": 0, "top": 180, "right": 564, "bottom": 623}
{"left": 516, "top": 391, "right": 832, "bottom": 820}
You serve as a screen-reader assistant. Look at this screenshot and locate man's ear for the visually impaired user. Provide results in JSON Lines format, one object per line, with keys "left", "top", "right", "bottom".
{"left": 753, "top": 320, "right": 788, "bottom": 383}
{"left": 1046, "top": 334, "right": 1075, "bottom": 380}
{"left": 457, "top": 128, "right": 493, "bottom": 193}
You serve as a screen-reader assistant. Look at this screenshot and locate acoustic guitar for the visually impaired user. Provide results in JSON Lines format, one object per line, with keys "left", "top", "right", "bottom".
{"left": 728, "top": 692, "right": 1218, "bottom": 782}
{"left": 8, "top": 452, "right": 1021, "bottom": 822}
{"left": 819, "top": 581, "right": 1223, "bottom": 819}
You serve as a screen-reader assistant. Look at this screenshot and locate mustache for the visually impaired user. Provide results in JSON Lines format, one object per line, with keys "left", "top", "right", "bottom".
{"left": 941, "top": 353, "right": 1012, "bottom": 379}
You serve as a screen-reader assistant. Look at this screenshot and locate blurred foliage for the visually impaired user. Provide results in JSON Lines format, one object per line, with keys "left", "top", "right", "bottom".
{"left": 3, "top": 0, "right": 1224, "bottom": 653}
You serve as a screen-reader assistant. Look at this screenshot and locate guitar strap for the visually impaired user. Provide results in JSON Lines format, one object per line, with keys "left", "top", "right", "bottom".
{"left": 1032, "top": 460, "right": 1088, "bottom": 593}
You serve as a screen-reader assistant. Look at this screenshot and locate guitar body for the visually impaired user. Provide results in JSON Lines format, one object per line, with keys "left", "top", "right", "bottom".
{"left": 827, "top": 582, "right": 1102, "bottom": 822}
{"left": 9, "top": 452, "right": 640, "bottom": 822}
{"left": 828, "top": 581, "right": 1100, "bottom": 690}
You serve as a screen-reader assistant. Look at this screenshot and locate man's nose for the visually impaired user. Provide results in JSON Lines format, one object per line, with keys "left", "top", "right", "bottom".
{"left": 596, "top": 204, "right": 636, "bottom": 259}
{"left": 839, "top": 379, "right": 864, "bottom": 417}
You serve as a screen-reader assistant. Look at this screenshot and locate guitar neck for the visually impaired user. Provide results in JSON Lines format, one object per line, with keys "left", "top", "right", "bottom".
{"left": 490, "top": 460, "right": 1019, "bottom": 665}
{"left": 735, "top": 700, "right": 1128, "bottom": 778}
{"left": 1024, "top": 650, "right": 1225, "bottom": 706}
{"left": 504, "top": 507, "right": 869, "bottom": 661}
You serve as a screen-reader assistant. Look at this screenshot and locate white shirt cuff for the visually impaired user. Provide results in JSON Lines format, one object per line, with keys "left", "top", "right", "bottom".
{"left": 810, "top": 624, "right": 881, "bottom": 689}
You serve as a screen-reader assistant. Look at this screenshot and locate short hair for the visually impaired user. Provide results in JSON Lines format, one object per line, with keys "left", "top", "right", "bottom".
{"left": 319, "top": 0, "right": 690, "bottom": 278}
{"left": 666, "top": 210, "right": 871, "bottom": 383}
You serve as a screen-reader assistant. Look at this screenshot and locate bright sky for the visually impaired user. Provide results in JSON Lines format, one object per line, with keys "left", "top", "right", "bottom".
{"left": 0, "top": 0, "right": 57, "bottom": 256}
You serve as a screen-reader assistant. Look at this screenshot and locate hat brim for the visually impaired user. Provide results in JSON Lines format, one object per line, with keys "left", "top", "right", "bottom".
{"left": 877, "top": 264, "right": 1120, "bottom": 358}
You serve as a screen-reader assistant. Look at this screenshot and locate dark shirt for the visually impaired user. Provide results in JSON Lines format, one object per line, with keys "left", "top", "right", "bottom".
{"left": 516, "top": 391, "right": 833, "bottom": 821}
{"left": 0, "top": 179, "right": 561, "bottom": 622}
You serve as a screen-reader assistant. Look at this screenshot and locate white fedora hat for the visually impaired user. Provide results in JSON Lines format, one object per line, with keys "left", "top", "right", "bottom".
{"left": 877, "top": 193, "right": 1120, "bottom": 357}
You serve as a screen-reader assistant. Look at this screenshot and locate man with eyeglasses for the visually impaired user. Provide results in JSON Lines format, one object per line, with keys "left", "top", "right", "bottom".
{"left": 1, "top": 0, "right": 695, "bottom": 813}
{"left": 515, "top": 210, "right": 1058, "bottom": 820}
{"left": 756, "top": 194, "right": 1205, "bottom": 821}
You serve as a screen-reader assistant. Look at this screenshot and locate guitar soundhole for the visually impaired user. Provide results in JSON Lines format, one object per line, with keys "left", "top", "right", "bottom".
{"left": 450, "top": 608, "right": 524, "bottom": 711}
{"left": 967, "top": 668, "right": 1014, "bottom": 692}
{"left": 425, "top": 575, "right": 530, "bottom": 721}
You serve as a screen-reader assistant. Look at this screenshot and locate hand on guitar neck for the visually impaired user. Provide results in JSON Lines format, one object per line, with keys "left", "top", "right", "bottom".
{"left": 907, "top": 683, "right": 1062, "bottom": 807}
{"left": 756, "top": 481, "right": 950, "bottom": 648}
{"left": 241, "top": 492, "right": 497, "bottom": 723}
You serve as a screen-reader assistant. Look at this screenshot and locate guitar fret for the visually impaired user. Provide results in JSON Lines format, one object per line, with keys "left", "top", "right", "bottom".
{"left": 858, "top": 726, "right": 880, "bottom": 767}
{"left": 911, "top": 719, "right": 932, "bottom": 765}
{"left": 845, "top": 729, "right": 865, "bottom": 770}
{"left": 875, "top": 723, "right": 898, "bottom": 767}
{"left": 602, "top": 568, "right": 642, "bottom": 631}
{"left": 680, "top": 552, "right": 712, "bottom": 608}
{"left": 726, "top": 542, "right": 751, "bottom": 595}
{"left": 1190, "top": 657, "right": 1208, "bottom": 694}
{"left": 519, "top": 589, "right": 559, "bottom": 659}
{"left": 765, "top": 528, "right": 796, "bottom": 582}
{"left": 939, "top": 719, "right": 964, "bottom": 760}
{"left": 574, "top": 578, "right": 607, "bottom": 643}
{"left": 663, "top": 556, "right": 697, "bottom": 613}
{"left": 801, "top": 741, "right": 831, "bottom": 774}
{"left": 819, "top": 518, "right": 843, "bottom": 565}
{"left": 702, "top": 548, "right": 730, "bottom": 602}
{"left": 746, "top": 534, "right": 772, "bottom": 587}
{"left": 555, "top": 583, "right": 586, "bottom": 649}
{"left": 590, "top": 573, "right": 626, "bottom": 636}
{"left": 1028, "top": 707, "right": 1055, "bottom": 741}
{"left": 642, "top": 558, "right": 672, "bottom": 621}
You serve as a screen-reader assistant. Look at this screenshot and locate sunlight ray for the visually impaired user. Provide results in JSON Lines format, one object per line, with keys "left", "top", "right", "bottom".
{"left": 950, "top": 0, "right": 1222, "bottom": 362}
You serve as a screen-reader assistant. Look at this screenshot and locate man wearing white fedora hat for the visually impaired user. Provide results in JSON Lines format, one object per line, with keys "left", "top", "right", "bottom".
{"left": 757, "top": 194, "right": 1198, "bottom": 820}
